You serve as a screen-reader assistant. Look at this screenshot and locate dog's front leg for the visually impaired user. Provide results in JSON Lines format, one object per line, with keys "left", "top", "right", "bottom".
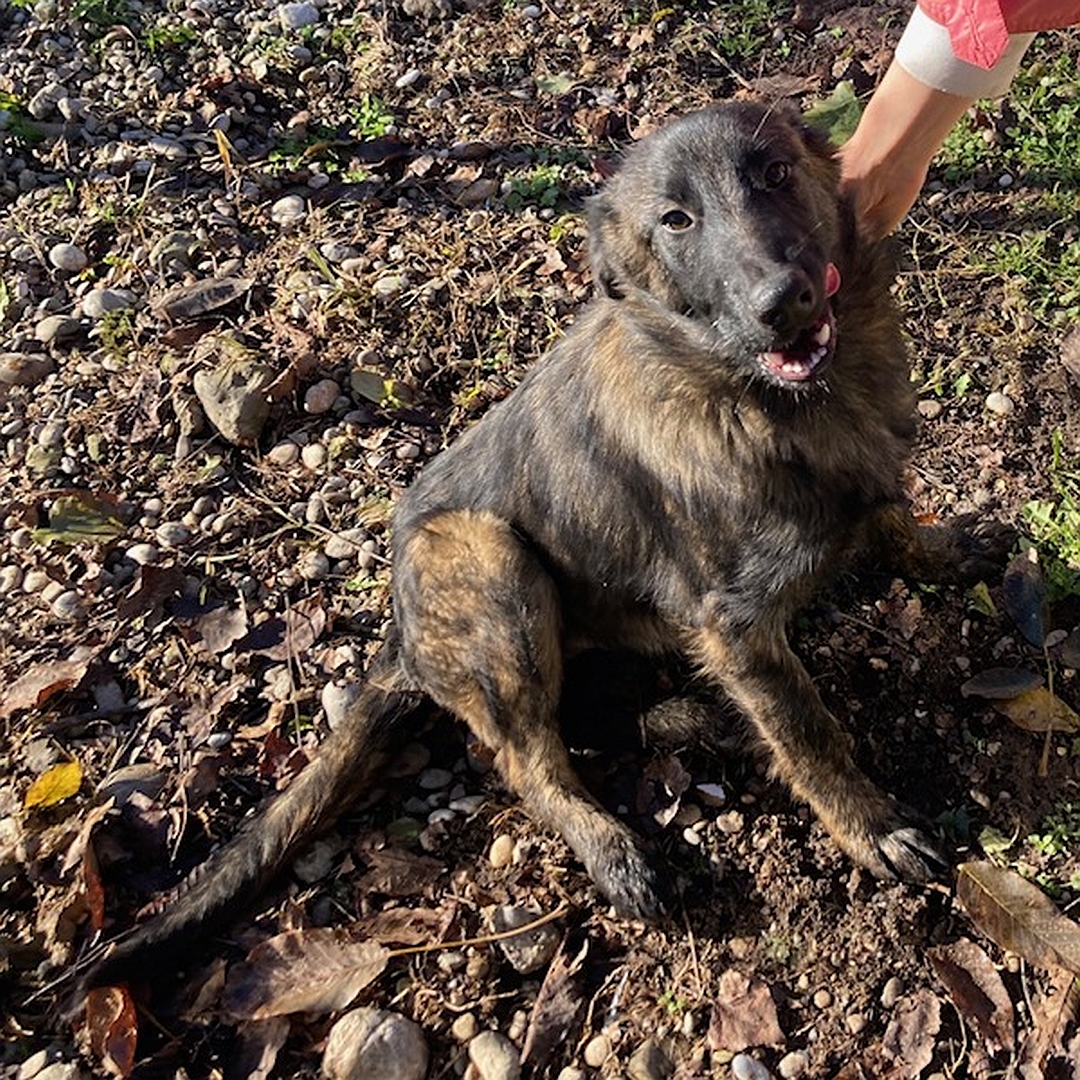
{"left": 688, "top": 622, "right": 947, "bottom": 884}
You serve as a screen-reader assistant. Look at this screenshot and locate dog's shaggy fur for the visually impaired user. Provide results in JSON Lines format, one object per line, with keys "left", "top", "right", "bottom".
{"left": 84, "top": 102, "right": 1005, "bottom": 987}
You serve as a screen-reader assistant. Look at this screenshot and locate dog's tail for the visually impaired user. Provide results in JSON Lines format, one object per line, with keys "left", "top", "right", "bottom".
{"left": 79, "top": 642, "right": 423, "bottom": 992}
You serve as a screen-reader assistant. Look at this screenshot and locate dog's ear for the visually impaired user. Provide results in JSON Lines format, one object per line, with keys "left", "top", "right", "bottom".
{"left": 586, "top": 191, "right": 627, "bottom": 299}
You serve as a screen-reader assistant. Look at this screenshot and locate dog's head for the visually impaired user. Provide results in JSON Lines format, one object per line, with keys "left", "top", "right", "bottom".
{"left": 588, "top": 102, "right": 849, "bottom": 389}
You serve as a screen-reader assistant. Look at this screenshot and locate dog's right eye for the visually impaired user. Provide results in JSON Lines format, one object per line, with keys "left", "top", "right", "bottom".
{"left": 660, "top": 209, "right": 693, "bottom": 232}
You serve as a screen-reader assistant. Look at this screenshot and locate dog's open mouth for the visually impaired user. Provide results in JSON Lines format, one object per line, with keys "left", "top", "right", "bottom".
{"left": 757, "top": 263, "right": 841, "bottom": 384}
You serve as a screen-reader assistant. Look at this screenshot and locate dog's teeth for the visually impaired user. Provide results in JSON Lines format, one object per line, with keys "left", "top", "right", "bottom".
{"left": 813, "top": 322, "right": 831, "bottom": 346}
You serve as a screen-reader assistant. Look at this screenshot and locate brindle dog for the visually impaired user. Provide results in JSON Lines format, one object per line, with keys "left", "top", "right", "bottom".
{"left": 85, "top": 101, "right": 1004, "bottom": 986}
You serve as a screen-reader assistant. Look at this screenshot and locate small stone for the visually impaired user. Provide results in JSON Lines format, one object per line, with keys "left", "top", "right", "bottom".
{"left": 372, "top": 274, "right": 406, "bottom": 298}
{"left": 48, "top": 241, "right": 87, "bottom": 273}
{"left": 468, "top": 1030, "right": 520, "bottom": 1080}
{"left": 583, "top": 1034, "right": 611, "bottom": 1068}
{"left": 155, "top": 521, "right": 191, "bottom": 547}
{"left": 629, "top": 1037, "right": 672, "bottom": 1080}
{"left": 35, "top": 315, "right": 82, "bottom": 345}
{"left": 557, "top": 1070, "right": 586, "bottom": 1080}
{"left": 267, "top": 441, "right": 300, "bottom": 466}
{"left": 324, "top": 530, "right": 366, "bottom": 560}
{"left": 322, "top": 1007, "right": 428, "bottom": 1080}
{"left": 320, "top": 241, "right": 358, "bottom": 264}
{"left": 301, "top": 442, "right": 327, "bottom": 470}
{"left": 917, "top": 399, "right": 943, "bottom": 420}
{"left": 82, "top": 287, "right": 135, "bottom": 320}
{"left": 418, "top": 767, "right": 453, "bottom": 790}
{"left": 22, "top": 568, "right": 53, "bottom": 594}
{"left": 731, "top": 1054, "right": 772, "bottom": 1080}
{"left": 279, "top": 1, "right": 319, "bottom": 29}
{"left": 491, "top": 905, "right": 560, "bottom": 974}
{"left": 322, "top": 681, "right": 361, "bottom": 730}
{"left": 845, "top": 1013, "right": 867, "bottom": 1035}
{"left": 292, "top": 837, "right": 339, "bottom": 884}
{"left": 305, "top": 378, "right": 341, "bottom": 414}
{"left": 777, "top": 1050, "right": 808, "bottom": 1079}
{"left": 449, "top": 794, "right": 485, "bottom": 815}
{"left": 880, "top": 975, "right": 903, "bottom": 1009}
{"left": 812, "top": 988, "right": 833, "bottom": 1009}
{"left": 396, "top": 69, "right": 423, "bottom": 89}
{"left": 300, "top": 550, "right": 330, "bottom": 580}
{"left": 0, "top": 566, "right": 24, "bottom": 594}
{"left": 50, "top": 589, "right": 84, "bottom": 622}
{"left": 125, "top": 543, "right": 160, "bottom": 565}
{"left": 520, "top": 3, "right": 540, "bottom": 15}
{"left": 437, "top": 950, "right": 467, "bottom": 974}
{"left": 270, "top": 193, "right": 307, "bottom": 226}
{"left": 0, "top": 353, "right": 55, "bottom": 388}
{"left": 985, "top": 390, "right": 1014, "bottom": 416}
{"left": 452, "top": 1013, "right": 479, "bottom": 1042}
{"left": 488, "top": 833, "right": 514, "bottom": 868}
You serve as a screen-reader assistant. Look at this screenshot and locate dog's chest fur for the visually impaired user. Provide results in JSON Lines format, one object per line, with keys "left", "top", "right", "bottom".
{"left": 395, "top": 266, "right": 914, "bottom": 636}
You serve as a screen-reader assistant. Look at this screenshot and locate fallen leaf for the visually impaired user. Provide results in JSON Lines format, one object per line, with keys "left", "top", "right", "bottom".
{"left": 929, "top": 938, "right": 1014, "bottom": 1056}
{"left": 196, "top": 605, "right": 250, "bottom": 655}
{"left": 1, "top": 656, "right": 94, "bottom": 720}
{"left": 1016, "top": 965, "right": 1079, "bottom": 1075}
{"left": 958, "top": 861, "right": 1080, "bottom": 973}
{"left": 1002, "top": 550, "right": 1048, "bottom": 647}
{"left": 154, "top": 276, "right": 253, "bottom": 321}
{"left": 636, "top": 754, "right": 691, "bottom": 828}
{"left": 232, "top": 1017, "right": 291, "bottom": 1080}
{"left": 881, "top": 988, "right": 941, "bottom": 1079}
{"left": 961, "top": 668, "right": 1043, "bottom": 700}
{"left": 24, "top": 761, "right": 83, "bottom": 809}
{"left": 348, "top": 902, "right": 457, "bottom": 947}
{"left": 86, "top": 986, "right": 138, "bottom": 1078}
{"left": 116, "top": 564, "right": 185, "bottom": 622}
{"left": 521, "top": 938, "right": 587, "bottom": 1066}
{"left": 32, "top": 491, "right": 125, "bottom": 545}
{"left": 223, "top": 929, "right": 390, "bottom": 1019}
{"left": 240, "top": 594, "right": 327, "bottom": 662}
{"left": 357, "top": 849, "right": 446, "bottom": 896}
{"left": 535, "top": 72, "right": 577, "bottom": 96}
{"left": 991, "top": 688, "right": 1080, "bottom": 733}
{"left": 707, "top": 969, "right": 784, "bottom": 1052}
{"left": 803, "top": 80, "right": 862, "bottom": 144}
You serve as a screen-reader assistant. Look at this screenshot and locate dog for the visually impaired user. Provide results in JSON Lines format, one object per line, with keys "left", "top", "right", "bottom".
{"left": 83, "top": 101, "right": 1004, "bottom": 987}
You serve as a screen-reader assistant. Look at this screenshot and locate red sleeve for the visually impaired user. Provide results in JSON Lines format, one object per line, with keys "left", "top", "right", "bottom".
{"left": 919, "top": 0, "right": 1080, "bottom": 68}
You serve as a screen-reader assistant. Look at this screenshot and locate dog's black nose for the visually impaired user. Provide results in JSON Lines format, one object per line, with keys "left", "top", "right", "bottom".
{"left": 753, "top": 269, "right": 816, "bottom": 337}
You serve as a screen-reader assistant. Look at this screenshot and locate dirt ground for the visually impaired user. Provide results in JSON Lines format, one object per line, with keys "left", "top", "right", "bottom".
{"left": 3, "top": 0, "right": 1080, "bottom": 1077}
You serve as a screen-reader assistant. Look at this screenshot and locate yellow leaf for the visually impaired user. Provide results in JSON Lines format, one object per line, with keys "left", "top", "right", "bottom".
{"left": 24, "top": 760, "right": 83, "bottom": 809}
{"left": 992, "top": 688, "right": 1080, "bottom": 733}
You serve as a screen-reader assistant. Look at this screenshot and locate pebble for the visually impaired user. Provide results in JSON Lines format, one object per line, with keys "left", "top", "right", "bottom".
{"left": 322, "top": 680, "right": 361, "bottom": 730}
{"left": 880, "top": 975, "right": 903, "bottom": 1009}
{"left": 917, "top": 399, "right": 943, "bottom": 420}
{"left": 0, "top": 566, "right": 24, "bottom": 594}
{"left": 155, "top": 521, "right": 191, "bottom": 547}
{"left": 372, "top": 274, "right": 407, "bottom": 298}
{"left": 629, "top": 1037, "right": 672, "bottom": 1080}
{"left": 488, "top": 833, "right": 514, "bottom": 868}
{"left": 491, "top": 904, "right": 560, "bottom": 974}
{"left": 845, "top": 1013, "right": 867, "bottom": 1035}
{"left": 125, "top": 543, "right": 160, "bottom": 565}
{"left": 1, "top": 353, "right": 55, "bottom": 388}
{"left": 468, "top": 1030, "right": 521, "bottom": 1080}
{"left": 49, "top": 589, "right": 83, "bottom": 621}
{"left": 583, "top": 1034, "right": 611, "bottom": 1068}
{"left": 777, "top": 1051, "right": 808, "bottom": 1079}
{"left": 731, "top": 1054, "right": 772, "bottom": 1080}
{"left": 48, "top": 241, "right": 88, "bottom": 273}
{"left": 267, "top": 440, "right": 300, "bottom": 466}
{"left": 22, "top": 568, "right": 53, "bottom": 594}
{"left": 322, "top": 1008, "right": 428, "bottom": 1080}
{"left": 324, "top": 529, "right": 367, "bottom": 559}
{"left": 270, "top": 193, "right": 307, "bottom": 226}
{"left": 304, "top": 378, "right": 340, "bottom": 414}
{"left": 418, "top": 767, "right": 454, "bottom": 790}
{"left": 985, "top": 390, "right": 1014, "bottom": 416}
{"left": 300, "top": 442, "right": 327, "bottom": 469}
{"left": 82, "top": 287, "right": 135, "bottom": 320}
{"left": 35, "top": 315, "right": 81, "bottom": 345}
{"left": 812, "top": 988, "right": 833, "bottom": 1009}
{"left": 299, "top": 550, "right": 330, "bottom": 580}
{"left": 557, "top": 1070, "right": 586, "bottom": 1080}
{"left": 396, "top": 68, "right": 423, "bottom": 88}
{"left": 279, "top": 1, "right": 319, "bottom": 29}
{"left": 452, "top": 1013, "right": 479, "bottom": 1042}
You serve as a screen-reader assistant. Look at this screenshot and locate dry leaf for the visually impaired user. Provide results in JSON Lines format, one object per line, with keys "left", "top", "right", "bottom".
{"left": 1017, "top": 965, "right": 1080, "bottom": 1076}
{"left": 24, "top": 761, "right": 83, "bottom": 809}
{"left": 958, "top": 861, "right": 1080, "bottom": 974}
{"left": 1, "top": 656, "right": 94, "bottom": 720}
{"left": 196, "top": 605, "right": 250, "bottom": 655}
{"left": 155, "top": 276, "right": 252, "bottom": 321}
{"left": 116, "top": 564, "right": 185, "bottom": 622}
{"left": 223, "top": 929, "right": 390, "bottom": 1019}
{"left": 232, "top": 1017, "right": 291, "bottom": 1080}
{"left": 348, "top": 903, "right": 457, "bottom": 947}
{"left": 32, "top": 491, "right": 125, "bottom": 545}
{"left": 991, "top": 689, "right": 1080, "bottom": 734}
{"left": 357, "top": 849, "right": 446, "bottom": 896}
{"left": 637, "top": 754, "right": 691, "bottom": 828}
{"left": 86, "top": 986, "right": 138, "bottom": 1078}
{"left": 707, "top": 969, "right": 784, "bottom": 1052}
{"left": 521, "top": 938, "right": 587, "bottom": 1066}
{"left": 929, "top": 938, "right": 1014, "bottom": 1056}
{"left": 961, "top": 668, "right": 1043, "bottom": 700}
{"left": 881, "top": 988, "right": 941, "bottom": 1078}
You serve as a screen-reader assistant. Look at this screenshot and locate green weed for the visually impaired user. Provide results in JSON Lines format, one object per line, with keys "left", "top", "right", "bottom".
{"left": 712, "top": 0, "right": 776, "bottom": 63}
{"left": 505, "top": 164, "right": 563, "bottom": 210}
{"left": 1021, "top": 431, "right": 1080, "bottom": 599}
{"left": 72, "top": 0, "right": 134, "bottom": 29}
{"left": 1028, "top": 801, "right": 1080, "bottom": 858}
{"left": 144, "top": 22, "right": 197, "bottom": 54}
{"left": 980, "top": 229, "right": 1080, "bottom": 325}
{"left": 96, "top": 308, "right": 136, "bottom": 358}
{"left": 350, "top": 93, "right": 394, "bottom": 139}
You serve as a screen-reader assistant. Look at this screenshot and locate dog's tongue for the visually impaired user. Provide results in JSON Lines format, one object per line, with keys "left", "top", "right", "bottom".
{"left": 824, "top": 262, "right": 841, "bottom": 298}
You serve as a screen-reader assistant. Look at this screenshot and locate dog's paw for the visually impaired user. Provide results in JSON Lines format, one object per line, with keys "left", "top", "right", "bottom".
{"left": 873, "top": 822, "right": 950, "bottom": 884}
{"left": 586, "top": 833, "right": 668, "bottom": 921}
{"left": 949, "top": 516, "right": 1017, "bottom": 583}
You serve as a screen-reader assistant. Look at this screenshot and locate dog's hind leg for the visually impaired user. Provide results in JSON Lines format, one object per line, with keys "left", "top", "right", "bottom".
{"left": 689, "top": 621, "right": 948, "bottom": 885}
{"left": 395, "top": 509, "right": 665, "bottom": 919}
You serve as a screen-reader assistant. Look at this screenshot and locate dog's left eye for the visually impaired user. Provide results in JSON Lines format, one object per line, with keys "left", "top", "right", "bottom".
{"left": 661, "top": 209, "right": 693, "bottom": 232}
{"left": 763, "top": 161, "right": 790, "bottom": 189}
